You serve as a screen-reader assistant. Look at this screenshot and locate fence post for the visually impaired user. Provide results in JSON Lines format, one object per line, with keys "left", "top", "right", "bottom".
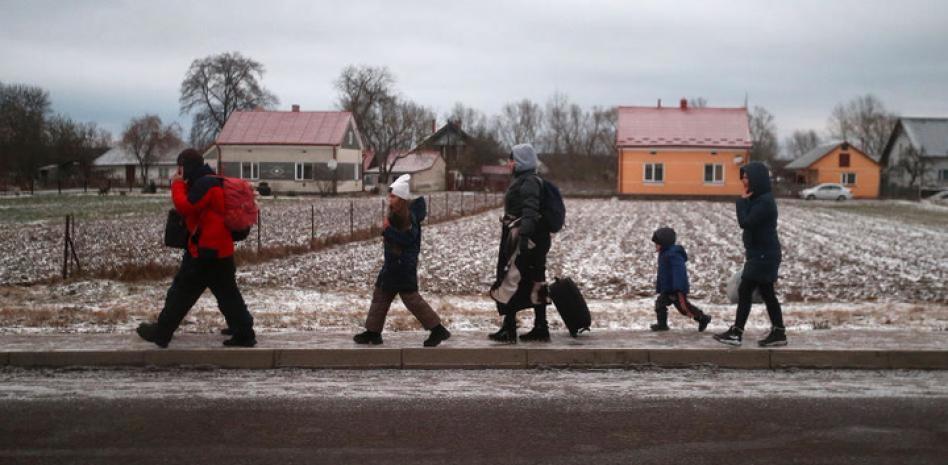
{"left": 62, "top": 215, "right": 70, "bottom": 279}
{"left": 257, "top": 210, "right": 261, "bottom": 253}
{"left": 427, "top": 195, "right": 431, "bottom": 223}
{"left": 349, "top": 200, "right": 354, "bottom": 238}
{"left": 460, "top": 192, "right": 464, "bottom": 215}
{"left": 445, "top": 193, "right": 448, "bottom": 218}
{"left": 311, "top": 204, "right": 315, "bottom": 244}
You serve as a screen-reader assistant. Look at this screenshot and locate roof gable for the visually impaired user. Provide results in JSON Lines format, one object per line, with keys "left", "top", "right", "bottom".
{"left": 900, "top": 117, "right": 948, "bottom": 156}
{"left": 617, "top": 105, "right": 752, "bottom": 149}
{"left": 215, "top": 111, "right": 354, "bottom": 146}
{"left": 785, "top": 141, "right": 878, "bottom": 170}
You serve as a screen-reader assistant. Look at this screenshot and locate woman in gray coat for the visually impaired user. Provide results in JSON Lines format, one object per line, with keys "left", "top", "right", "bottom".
{"left": 714, "top": 162, "right": 788, "bottom": 347}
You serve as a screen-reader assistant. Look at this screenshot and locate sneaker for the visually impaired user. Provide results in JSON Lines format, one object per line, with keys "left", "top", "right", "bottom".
{"left": 697, "top": 315, "right": 712, "bottom": 332}
{"left": 353, "top": 331, "right": 383, "bottom": 345}
{"left": 519, "top": 326, "right": 550, "bottom": 342}
{"left": 713, "top": 326, "right": 743, "bottom": 347}
{"left": 136, "top": 322, "right": 169, "bottom": 348}
{"left": 758, "top": 327, "right": 788, "bottom": 347}
{"left": 649, "top": 323, "right": 670, "bottom": 332}
{"left": 423, "top": 325, "right": 451, "bottom": 347}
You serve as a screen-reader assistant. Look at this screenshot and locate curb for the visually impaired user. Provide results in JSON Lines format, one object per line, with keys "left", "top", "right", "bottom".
{"left": 1, "top": 348, "right": 946, "bottom": 370}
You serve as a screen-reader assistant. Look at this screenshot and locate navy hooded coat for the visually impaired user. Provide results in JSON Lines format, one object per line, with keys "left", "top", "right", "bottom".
{"left": 375, "top": 197, "right": 427, "bottom": 292}
{"left": 736, "top": 162, "right": 782, "bottom": 283}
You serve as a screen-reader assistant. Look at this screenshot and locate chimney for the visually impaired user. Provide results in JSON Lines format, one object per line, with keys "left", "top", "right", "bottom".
{"left": 291, "top": 104, "right": 300, "bottom": 112}
{"left": 657, "top": 98, "right": 662, "bottom": 108}
{"left": 431, "top": 119, "right": 436, "bottom": 134}
{"left": 680, "top": 98, "right": 688, "bottom": 110}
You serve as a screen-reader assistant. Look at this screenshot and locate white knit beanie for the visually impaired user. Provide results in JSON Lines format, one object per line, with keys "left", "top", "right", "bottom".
{"left": 389, "top": 174, "right": 411, "bottom": 200}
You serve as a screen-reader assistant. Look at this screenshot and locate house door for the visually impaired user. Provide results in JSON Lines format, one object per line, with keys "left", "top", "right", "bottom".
{"left": 125, "top": 165, "right": 136, "bottom": 186}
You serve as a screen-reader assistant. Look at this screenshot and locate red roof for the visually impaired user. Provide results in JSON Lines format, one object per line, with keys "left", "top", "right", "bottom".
{"left": 481, "top": 164, "right": 513, "bottom": 175}
{"left": 617, "top": 106, "right": 751, "bottom": 149}
{"left": 216, "top": 110, "right": 354, "bottom": 146}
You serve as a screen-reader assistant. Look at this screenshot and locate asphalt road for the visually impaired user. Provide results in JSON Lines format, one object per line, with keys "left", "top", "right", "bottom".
{"left": 1, "top": 396, "right": 946, "bottom": 465}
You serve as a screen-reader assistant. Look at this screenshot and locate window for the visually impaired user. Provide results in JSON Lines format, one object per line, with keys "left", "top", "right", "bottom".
{"left": 240, "top": 162, "right": 259, "bottom": 180}
{"left": 939, "top": 169, "right": 948, "bottom": 182}
{"left": 704, "top": 164, "right": 724, "bottom": 183}
{"left": 295, "top": 162, "right": 314, "bottom": 180}
{"left": 821, "top": 185, "right": 840, "bottom": 191}
{"left": 158, "top": 167, "right": 170, "bottom": 179}
{"left": 840, "top": 173, "right": 856, "bottom": 185}
{"left": 644, "top": 163, "right": 664, "bottom": 183}
{"left": 839, "top": 152, "right": 850, "bottom": 168}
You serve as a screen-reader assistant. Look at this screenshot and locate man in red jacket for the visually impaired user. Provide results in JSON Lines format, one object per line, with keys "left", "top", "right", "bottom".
{"left": 137, "top": 149, "right": 256, "bottom": 348}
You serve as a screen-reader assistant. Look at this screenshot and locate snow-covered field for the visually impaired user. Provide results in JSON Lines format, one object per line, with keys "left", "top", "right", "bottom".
{"left": 0, "top": 197, "right": 945, "bottom": 334}
{"left": 0, "top": 191, "right": 501, "bottom": 284}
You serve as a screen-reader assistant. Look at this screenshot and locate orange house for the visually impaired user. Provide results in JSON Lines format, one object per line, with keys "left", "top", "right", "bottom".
{"left": 617, "top": 99, "right": 751, "bottom": 196}
{"left": 785, "top": 141, "right": 880, "bottom": 198}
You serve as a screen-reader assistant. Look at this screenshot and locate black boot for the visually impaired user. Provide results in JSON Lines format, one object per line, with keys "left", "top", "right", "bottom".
{"left": 424, "top": 325, "right": 451, "bottom": 347}
{"left": 353, "top": 330, "right": 383, "bottom": 345}
{"left": 519, "top": 326, "right": 550, "bottom": 342}
{"left": 136, "top": 322, "right": 169, "bottom": 348}
{"left": 696, "top": 314, "right": 712, "bottom": 332}
{"left": 223, "top": 329, "right": 257, "bottom": 348}
{"left": 758, "top": 327, "right": 787, "bottom": 347}
{"left": 713, "top": 326, "right": 743, "bottom": 347}
{"left": 650, "top": 310, "right": 669, "bottom": 331}
{"left": 220, "top": 327, "right": 233, "bottom": 336}
{"left": 489, "top": 315, "right": 517, "bottom": 344}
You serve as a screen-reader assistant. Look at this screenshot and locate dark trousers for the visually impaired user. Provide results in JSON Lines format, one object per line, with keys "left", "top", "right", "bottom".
{"left": 734, "top": 278, "right": 784, "bottom": 329}
{"left": 655, "top": 292, "right": 706, "bottom": 322}
{"left": 156, "top": 254, "right": 254, "bottom": 342}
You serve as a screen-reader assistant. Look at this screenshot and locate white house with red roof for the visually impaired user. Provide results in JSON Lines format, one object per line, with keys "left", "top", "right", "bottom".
{"left": 617, "top": 99, "right": 751, "bottom": 196}
{"left": 209, "top": 105, "right": 364, "bottom": 194}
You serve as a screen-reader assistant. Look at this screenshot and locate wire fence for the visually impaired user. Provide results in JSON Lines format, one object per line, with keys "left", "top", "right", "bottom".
{"left": 45, "top": 192, "right": 504, "bottom": 283}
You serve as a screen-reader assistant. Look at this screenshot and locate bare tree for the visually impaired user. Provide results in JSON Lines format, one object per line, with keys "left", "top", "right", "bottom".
{"left": 749, "top": 106, "right": 779, "bottom": 164}
{"left": 121, "top": 115, "right": 182, "bottom": 186}
{"left": 496, "top": 99, "right": 543, "bottom": 148}
{"left": 827, "top": 94, "right": 896, "bottom": 160}
{"left": 334, "top": 65, "right": 435, "bottom": 184}
{"left": 179, "top": 52, "right": 279, "bottom": 149}
{"left": 45, "top": 115, "right": 111, "bottom": 182}
{"left": 784, "top": 129, "right": 822, "bottom": 160}
{"left": 894, "top": 145, "right": 931, "bottom": 198}
{"left": 0, "top": 82, "right": 50, "bottom": 183}
{"left": 687, "top": 97, "right": 708, "bottom": 108}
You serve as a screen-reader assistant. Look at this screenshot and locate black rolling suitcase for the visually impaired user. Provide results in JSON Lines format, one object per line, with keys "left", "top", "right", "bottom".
{"left": 548, "top": 277, "right": 591, "bottom": 337}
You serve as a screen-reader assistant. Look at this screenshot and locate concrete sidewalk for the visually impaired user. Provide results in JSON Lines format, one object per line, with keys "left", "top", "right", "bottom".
{"left": 1, "top": 329, "right": 945, "bottom": 370}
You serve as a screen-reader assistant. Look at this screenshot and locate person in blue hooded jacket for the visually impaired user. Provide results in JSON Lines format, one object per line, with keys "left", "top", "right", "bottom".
{"left": 650, "top": 227, "right": 711, "bottom": 332}
{"left": 353, "top": 174, "right": 451, "bottom": 347}
{"left": 714, "top": 162, "right": 788, "bottom": 347}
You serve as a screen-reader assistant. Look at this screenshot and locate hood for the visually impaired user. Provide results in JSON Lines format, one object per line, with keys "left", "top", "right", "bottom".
{"left": 651, "top": 227, "right": 677, "bottom": 248}
{"left": 511, "top": 143, "right": 538, "bottom": 173}
{"left": 662, "top": 244, "right": 688, "bottom": 262}
{"left": 186, "top": 164, "right": 215, "bottom": 183}
{"left": 740, "top": 161, "right": 772, "bottom": 196}
{"left": 410, "top": 196, "right": 427, "bottom": 223}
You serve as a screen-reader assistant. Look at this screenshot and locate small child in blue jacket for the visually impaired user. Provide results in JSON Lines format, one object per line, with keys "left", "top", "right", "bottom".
{"left": 651, "top": 227, "right": 712, "bottom": 332}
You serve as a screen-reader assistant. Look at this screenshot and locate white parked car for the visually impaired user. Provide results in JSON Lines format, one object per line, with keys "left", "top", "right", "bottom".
{"left": 924, "top": 190, "right": 948, "bottom": 205}
{"left": 800, "top": 183, "right": 853, "bottom": 201}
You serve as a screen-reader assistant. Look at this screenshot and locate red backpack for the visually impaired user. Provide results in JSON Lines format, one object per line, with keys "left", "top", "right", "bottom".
{"left": 215, "top": 176, "right": 258, "bottom": 241}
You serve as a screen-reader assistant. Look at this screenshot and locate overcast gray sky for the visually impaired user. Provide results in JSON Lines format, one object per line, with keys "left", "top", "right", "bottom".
{"left": 1, "top": 0, "right": 946, "bottom": 142}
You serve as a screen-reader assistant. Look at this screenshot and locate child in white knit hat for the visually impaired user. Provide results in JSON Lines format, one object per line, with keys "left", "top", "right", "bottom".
{"left": 354, "top": 174, "right": 451, "bottom": 347}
